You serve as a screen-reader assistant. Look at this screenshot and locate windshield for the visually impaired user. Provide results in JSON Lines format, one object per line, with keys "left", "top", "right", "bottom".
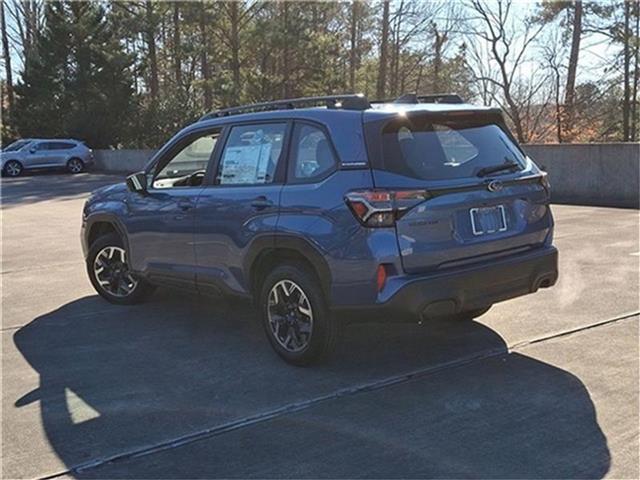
{"left": 375, "top": 119, "right": 526, "bottom": 181}
{"left": 2, "top": 140, "right": 31, "bottom": 152}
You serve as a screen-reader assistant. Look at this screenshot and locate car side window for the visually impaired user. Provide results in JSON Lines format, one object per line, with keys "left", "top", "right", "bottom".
{"left": 289, "top": 124, "right": 337, "bottom": 183}
{"left": 153, "top": 131, "right": 220, "bottom": 189}
{"left": 216, "top": 123, "right": 286, "bottom": 185}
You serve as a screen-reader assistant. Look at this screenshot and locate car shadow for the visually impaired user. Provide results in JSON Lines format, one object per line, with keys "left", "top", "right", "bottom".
{"left": 0, "top": 171, "right": 123, "bottom": 208}
{"left": 12, "top": 292, "right": 610, "bottom": 478}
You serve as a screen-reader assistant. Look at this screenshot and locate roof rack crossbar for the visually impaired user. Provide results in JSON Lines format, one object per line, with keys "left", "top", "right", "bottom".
{"left": 200, "top": 94, "right": 370, "bottom": 121}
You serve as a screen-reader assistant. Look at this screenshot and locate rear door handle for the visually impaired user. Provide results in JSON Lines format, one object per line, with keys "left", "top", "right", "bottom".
{"left": 251, "top": 197, "right": 274, "bottom": 210}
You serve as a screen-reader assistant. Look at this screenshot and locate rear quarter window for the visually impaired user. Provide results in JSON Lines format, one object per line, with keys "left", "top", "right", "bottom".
{"left": 52, "top": 142, "right": 76, "bottom": 150}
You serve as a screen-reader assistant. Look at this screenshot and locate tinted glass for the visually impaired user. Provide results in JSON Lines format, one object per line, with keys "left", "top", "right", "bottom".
{"left": 2, "top": 140, "right": 31, "bottom": 152}
{"left": 290, "top": 124, "right": 336, "bottom": 182}
{"left": 48, "top": 142, "right": 75, "bottom": 150}
{"left": 217, "top": 123, "right": 286, "bottom": 185}
{"left": 378, "top": 120, "right": 526, "bottom": 180}
{"left": 154, "top": 132, "right": 219, "bottom": 188}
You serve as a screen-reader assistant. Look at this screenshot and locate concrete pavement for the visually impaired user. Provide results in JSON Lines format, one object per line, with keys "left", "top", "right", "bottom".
{"left": 1, "top": 172, "right": 638, "bottom": 479}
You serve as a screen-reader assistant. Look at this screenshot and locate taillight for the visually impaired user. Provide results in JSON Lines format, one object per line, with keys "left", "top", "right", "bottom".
{"left": 345, "top": 189, "right": 430, "bottom": 227}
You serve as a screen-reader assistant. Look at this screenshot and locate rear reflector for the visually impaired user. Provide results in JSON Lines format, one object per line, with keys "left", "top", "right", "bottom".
{"left": 376, "top": 264, "right": 388, "bottom": 292}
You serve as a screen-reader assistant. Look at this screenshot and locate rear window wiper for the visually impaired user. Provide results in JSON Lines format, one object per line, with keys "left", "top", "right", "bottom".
{"left": 476, "top": 159, "right": 521, "bottom": 177}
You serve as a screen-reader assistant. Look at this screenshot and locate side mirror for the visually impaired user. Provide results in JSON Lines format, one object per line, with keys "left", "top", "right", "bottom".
{"left": 126, "top": 171, "right": 148, "bottom": 194}
{"left": 29, "top": 147, "right": 36, "bottom": 154}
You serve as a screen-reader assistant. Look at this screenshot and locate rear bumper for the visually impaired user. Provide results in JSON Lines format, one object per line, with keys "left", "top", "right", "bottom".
{"left": 335, "top": 246, "right": 558, "bottom": 321}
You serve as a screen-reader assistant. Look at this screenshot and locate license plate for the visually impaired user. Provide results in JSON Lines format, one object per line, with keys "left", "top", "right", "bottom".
{"left": 470, "top": 205, "right": 507, "bottom": 236}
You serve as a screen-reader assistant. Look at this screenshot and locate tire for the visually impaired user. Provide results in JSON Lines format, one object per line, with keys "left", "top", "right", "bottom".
{"left": 3, "top": 160, "right": 23, "bottom": 177}
{"left": 87, "top": 232, "right": 154, "bottom": 305}
{"left": 259, "top": 263, "right": 338, "bottom": 366}
{"left": 451, "top": 305, "right": 492, "bottom": 321}
{"left": 67, "top": 158, "right": 85, "bottom": 174}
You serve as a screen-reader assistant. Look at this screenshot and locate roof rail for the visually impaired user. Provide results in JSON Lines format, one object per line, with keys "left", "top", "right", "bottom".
{"left": 372, "top": 93, "right": 464, "bottom": 105}
{"left": 200, "top": 94, "right": 371, "bottom": 121}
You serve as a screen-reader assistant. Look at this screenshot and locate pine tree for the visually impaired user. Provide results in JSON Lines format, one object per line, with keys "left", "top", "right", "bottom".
{"left": 14, "top": 1, "right": 135, "bottom": 148}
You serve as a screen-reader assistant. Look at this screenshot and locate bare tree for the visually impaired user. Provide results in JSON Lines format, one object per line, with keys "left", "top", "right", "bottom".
{"left": 429, "top": 2, "right": 462, "bottom": 94}
{"left": 564, "top": 1, "right": 583, "bottom": 137}
{"left": 144, "top": 0, "right": 159, "bottom": 102}
{"left": 376, "top": 0, "right": 390, "bottom": 99}
{"left": 4, "top": 0, "right": 44, "bottom": 71}
{"left": 1, "top": 1, "right": 14, "bottom": 116}
{"left": 633, "top": 1, "right": 639, "bottom": 141}
{"left": 173, "top": 2, "right": 181, "bottom": 89}
{"left": 623, "top": 0, "right": 631, "bottom": 141}
{"left": 464, "top": 0, "right": 547, "bottom": 142}
{"left": 541, "top": 30, "right": 567, "bottom": 142}
{"left": 199, "top": 1, "right": 212, "bottom": 110}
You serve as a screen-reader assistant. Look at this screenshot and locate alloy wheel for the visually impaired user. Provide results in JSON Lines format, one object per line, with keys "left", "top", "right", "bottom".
{"left": 68, "top": 159, "right": 83, "bottom": 173}
{"left": 267, "top": 279, "right": 314, "bottom": 352}
{"left": 5, "top": 161, "right": 22, "bottom": 177}
{"left": 93, "top": 246, "right": 138, "bottom": 297}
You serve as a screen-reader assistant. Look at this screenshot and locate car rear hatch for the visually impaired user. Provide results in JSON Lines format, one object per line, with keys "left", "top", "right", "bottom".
{"left": 362, "top": 108, "right": 553, "bottom": 274}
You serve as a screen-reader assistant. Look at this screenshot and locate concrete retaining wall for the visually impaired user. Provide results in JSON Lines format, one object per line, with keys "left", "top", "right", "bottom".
{"left": 93, "top": 149, "right": 157, "bottom": 173}
{"left": 92, "top": 143, "right": 640, "bottom": 208}
{"left": 523, "top": 143, "right": 639, "bottom": 208}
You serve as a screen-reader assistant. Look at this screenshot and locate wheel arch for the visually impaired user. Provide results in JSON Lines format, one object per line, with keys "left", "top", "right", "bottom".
{"left": 247, "top": 235, "right": 332, "bottom": 302}
{"left": 84, "top": 214, "right": 131, "bottom": 259}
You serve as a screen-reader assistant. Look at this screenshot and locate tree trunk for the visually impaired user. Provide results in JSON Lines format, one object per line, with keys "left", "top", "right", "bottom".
{"left": 392, "top": 8, "right": 402, "bottom": 97}
{"left": 0, "top": 1, "right": 14, "bottom": 117}
{"left": 415, "top": 62, "right": 424, "bottom": 93}
{"left": 145, "top": 0, "right": 159, "bottom": 102}
{"left": 563, "top": 1, "right": 582, "bottom": 140}
{"left": 229, "top": 2, "right": 241, "bottom": 101}
{"left": 349, "top": 1, "right": 358, "bottom": 92}
{"left": 554, "top": 66, "right": 563, "bottom": 143}
{"left": 376, "top": 0, "right": 390, "bottom": 99}
{"left": 199, "top": 1, "right": 212, "bottom": 110}
{"left": 173, "top": 2, "right": 181, "bottom": 89}
{"left": 623, "top": 0, "right": 631, "bottom": 141}
{"left": 282, "top": 1, "right": 291, "bottom": 98}
{"left": 432, "top": 27, "right": 447, "bottom": 93}
{"left": 632, "top": 3, "right": 639, "bottom": 141}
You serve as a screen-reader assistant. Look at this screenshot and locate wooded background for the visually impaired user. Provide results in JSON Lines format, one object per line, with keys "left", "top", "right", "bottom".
{"left": 1, "top": 0, "right": 639, "bottom": 148}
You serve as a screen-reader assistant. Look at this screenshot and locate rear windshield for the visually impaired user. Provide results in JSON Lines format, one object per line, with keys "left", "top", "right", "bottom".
{"left": 370, "top": 118, "right": 526, "bottom": 181}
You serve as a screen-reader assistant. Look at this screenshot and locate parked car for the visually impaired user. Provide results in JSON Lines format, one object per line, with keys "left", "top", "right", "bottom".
{"left": 81, "top": 93, "right": 558, "bottom": 365}
{"left": 1, "top": 138, "right": 93, "bottom": 176}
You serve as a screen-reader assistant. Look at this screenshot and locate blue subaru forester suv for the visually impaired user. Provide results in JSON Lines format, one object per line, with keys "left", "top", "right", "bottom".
{"left": 82, "top": 94, "right": 558, "bottom": 365}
